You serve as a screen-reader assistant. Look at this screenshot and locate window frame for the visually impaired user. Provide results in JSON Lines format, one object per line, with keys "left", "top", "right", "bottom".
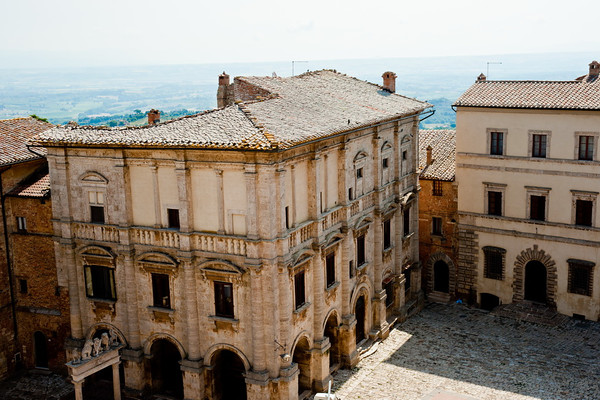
{"left": 432, "top": 216, "right": 443, "bottom": 236}
{"left": 356, "top": 233, "right": 366, "bottom": 267}
{"left": 16, "top": 216, "right": 27, "bottom": 232}
{"left": 84, "top": 264, "right": 117, "bottom": 301}
{"left": 88, "top": 190, "right": 106, "bottom": 224}
{"left": 487, "top": 129, "right": 507, "bottom": 156}
{"left": 167, "top": 208, "right": 180, "bottom": 230}
{"left": 526, "top": 186, "right": 550, "bottom": 222}
{"left": 325, "top": 252, "right": 336, "bottom": 288}
{"left": 151, "top": 273, "right": 171, "bottom": 309}
{"left": 383, "top": 218, "right": 392, "bottom": 250}
{"left": 567, "top": 259, "right": 594, "bottom": 296}
{"left": 484, "top": 182, "right": 506, "bottom": 217}
{"left": 214, "top": 281, "right": 234, "bottom": 318}
{"left": 528, "top": 130, "right": 551, "bottom": 158}
{"left": 571, "top": 190, "right": 597, "bottom": 227}
{"left": 483, "top": 246, "right": 505, "bottom": 280}
{"left": 575, "top": 132, "right": 598, "bottom": 161}
{"left": 294, "top": 269, "right": 306, "bottom": 310}
{"left": 403, "top": 207, "right": 411, "bottom": 236}
{"left": 432, "top": 180, "right": 443, "bottom": 196}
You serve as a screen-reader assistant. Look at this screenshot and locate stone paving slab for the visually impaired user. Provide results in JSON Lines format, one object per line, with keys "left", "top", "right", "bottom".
{"left": 327, "top": 303, "right": 600, "bottom": 400}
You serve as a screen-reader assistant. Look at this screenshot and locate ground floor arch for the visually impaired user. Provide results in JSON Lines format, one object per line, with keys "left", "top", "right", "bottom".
{"left": 292, "top": 336, "right": 312, "bottom": 397}
{"left": 210, "top": 349, "right": 247, "bottom": 400}
{"left": 524, "top": 260, "right": 547, "bottom": 303}
{"left": 433, "top": 260, "right": 450, "bottom": 293}
{"left": 324, "top": 312, "right": 341, "bottom": 370}
{"left": 355, "top": 294, "right": 366, "bottom": 344}
{"left": 149, "top": 339, "right": 183, "bottom": 399}
{"left": 513, "top": 245, "right": 557, "bottom": 307}
{"left": 34, "top": 331, "right": 48, "bottom": 369}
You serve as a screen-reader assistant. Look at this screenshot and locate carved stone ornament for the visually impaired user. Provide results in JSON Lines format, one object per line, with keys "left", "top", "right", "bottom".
{"left": 82, "top": 340, "right": 93, "bottom": 360}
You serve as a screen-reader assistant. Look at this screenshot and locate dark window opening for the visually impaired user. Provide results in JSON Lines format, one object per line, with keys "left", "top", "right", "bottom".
{"left": 152, "top": 273, "right": 171, "bottom": 309}
{"left": 214, "top": 281, "right": 234, "bottom": 318}
{"left": 285, "top": 206, "right": 290, "bottom": 229}
{"left": 433, "top": 180, "right": 443, "bottom": 196}
{"left": 530, "top": 195, "right": 546, "bottom": 221}
{"left": 384, "top": 279, "right": 394, "bottom": 307}
{"left": 84, "top": 265, "right": 116, "bottom": 300}
{"left": 356, "top": 168, "right": 363, "bottom": 179}
{"left": 483, "top": 246, "right": 505, "bottom": 280}
{"left": 402, "top": 150, "right": 407, "bottom": 160}
{"left": 382, "top": 158, "right": 389, "bottom": 169}
{"left": 294, "top": 271, "right": 306, "bottom": 310}
{"left": 579, "top": 136, "right": 594, "bottom": 161}
{"left": 490, "top": 131, "right": 504, "bottom": 155}
{"left": 403, "top": 208, "right": 410, "bottom": 236}
{"left": 167, "top": 208, "right": 180, "bottom": 229}
{"left": 348, "top": 188, "right": 353, "bottom": 201}
{"left": 532, "top": 134, "right": 547, "bottom": 158}
{"left": 432, "top": 217, "right": 442, "bottom": 236}
{"left": 488, "top": 191, "right": 502, "bottom": 216}
{"left": 16, "top": 216, "right": 27, "bottom": 232}
{"left": 568, "top": 260, "right": 594, "bottom": 296}
{"left": 356, "top": 234, "right": 366, "bottom": 266}
{"left": 404, "top": 268, "right": 411, "bottom": 293}
{"left": 349, "top": 260, "right": 354, "bottom": 279}
{"left": 90, "top": 205, "right": 105, "bottom": 224}
{"left": 383, "top": 219, "right": 391, "bottom": 249}
{"left": 326, "top": 253, "right": 335, "bottom": 288}
{"left": 575, "top": 200, "right": 593, "bottom": 226}
{"left": 320, "top": 192, "right": 323, "bottom": 213}
{"left": 19, "top": 279, "right": 28, "bottom": 294}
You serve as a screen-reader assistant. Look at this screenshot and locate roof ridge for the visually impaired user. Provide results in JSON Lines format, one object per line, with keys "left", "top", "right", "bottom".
{"left": 236, "top": 103, "right": 278, "bottom": 149}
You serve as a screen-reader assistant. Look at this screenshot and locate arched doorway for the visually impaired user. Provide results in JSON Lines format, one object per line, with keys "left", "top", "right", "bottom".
{"left": 212, "top": 349, "right": 247, "bottom": 400}
{"left": 324, "top": 313, "right": 340, "bottom": 370}
{"left": 293, "top": 337, "right": 311, "bottom": 396}
{"left": 525, "top": 260, "right": 547, "bottom": 303}
{"left": 433, "top": 260, "right": 449, "bottom": 293}
{"left": 34, "top": 331, "right": 48, "bottom": 368}
{"left": 355, "top": 295, "right": 366, "bottom": 344}
{"left": 150, "top": 339, "right": 183, "bottom": 399}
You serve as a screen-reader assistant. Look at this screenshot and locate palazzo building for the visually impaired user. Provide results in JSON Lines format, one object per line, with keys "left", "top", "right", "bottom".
{"left": 34, "top": 71, "right": 431, "bottom": 399}
{"left": 454, "top": 62, "right": 600, "bottom": 317}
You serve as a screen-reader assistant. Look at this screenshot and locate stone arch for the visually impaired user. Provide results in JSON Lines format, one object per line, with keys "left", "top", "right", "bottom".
{"left": 353, "top": 151, "right": 369, "bottom": 162}
{"left": 143, "top": 333, "right": 187, "bottom": 359}
{"left": 198, "top": 259, "right": 246, "bottom": 275}
{"left": 78, "top": 245, "right": 115, "bottom": 259}
{"left": 291, "top": 249, "right": 315, "bottom": 268}
{"left": 426, "top": 252, "right": 456, "bottom": 296}
{"left": 350, "top": 278, "right": 372, "bottom": 308}
{"left": 289, "top": 331, "right": 313, "bottom": 357}
{"left": 324, "top": 232, "right": 344, "bottom": 248}
{"left": 79, "top": 171, "right": 109, "bottom": 184}
{"left": 321, "top": 308, "right": 341, "bottom": 331}
{"left": 381, "top": 141, "right": 393, "bottom": 152}
{"left": 85, "top": 323, "right": 128, "bottom": 346}
{"left": 513, "top": 245, "right": 557, "bottom": 307}
{"left": 204, "top": 343, "right": 251, "bottom": 372}
{"left": 353, "top": 216, "right": 372, "bottom": 231}
{"left": 136, "top": 251, "right": 178, "bottom": 266}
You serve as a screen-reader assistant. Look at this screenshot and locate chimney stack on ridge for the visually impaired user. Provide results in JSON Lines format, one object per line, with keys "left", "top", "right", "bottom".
{"left": 217, "top": 72, "right": 231, "bottom": 108}
{"left": 426, "top": 145, "right": 433, "bottom": 166}
{"left": 589, "top": 61, "right": 600, "bottom": 77}
{"left": 477, "top": 73, "right": 487, "bottom": 82}
{"left": 148, "top": 109, "right": 160, "bottom": 125}
{"left": 382, "top": 71, "right": 397, "bottom": 93}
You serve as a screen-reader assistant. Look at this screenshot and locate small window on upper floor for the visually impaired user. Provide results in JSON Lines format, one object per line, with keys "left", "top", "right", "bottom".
{"left": 167, "top": 208, "right": 180, "bottom": 230}
{"left": 16, "top": 216, "right": 27, "bottom": 232}
{"left": 84, "top": 264, "right": 116, "bottom": 300}
{"left": 382, "top": 158, "right": 389, "bottom": 169}
{"left": 432, "top": 217, "right": 442, "bottom": 236}
{"left": 214, "top": 281, "right": 234, "bottom": 318}
{"left": 19, "top": 279, "right": 28, "bottom": 294}
{"left": 578, "top": 135, "right": 594, "bottom": 161}
{"left": 402, "top": 150, "right": 407, "bottom": 160}
{"left": 487, "top": 191, "right": 503, "bottom": 216}
{"left": 490, "top": 131, "right": 504, "bottom": 155}
{"left": 152, "top": 273, "right": 171, "bottom": 309}
{"left": 326, "top": 252, "right": 336, "bottom": 288}
{"left": 383, "top": 219, "right": 391, "bottom": 249}
{"left": 531, "top": 134, "right": 547, "bottom": 158}
{"left": 356, "top": 168, "right": 363, "bottom": 179}
{"left": 403, "top": 207, "right": 411, "bottom": 236}
{"left": 530, "top": 195, "right": 546, "bottom": 221}
{"left": 575, "top": 200, "right": 593, "bottom": 226}
{"left": 356, "top": 234, "right": 366, "bottom": 267}
{"left": 294, "top": 270, "right": 306, "bottom": 310}
{"left": 89, "top": 191, "right": 105, "bottom": 224}
{"left": 433, "top": 180, "right": 443, "bottom": 196}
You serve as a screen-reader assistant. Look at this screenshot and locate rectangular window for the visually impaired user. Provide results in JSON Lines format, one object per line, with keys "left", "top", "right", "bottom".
{"left": 433, "top": 180, "right": 443, "bottom": 196}
{"left": 294, "top": 271, "right": 306, "bottom": 310}
{"left": 326, "top": 253, "right": 335, "bottom": 288}
{"left": 167, "top": 208, "right": 180, "bottom": 229}
{"left": 530, "top": 195, "right": 546, "bottom": 221}
{"left": 402, "top": 151, "right": 407, "bottom": 160}
{"left": 214, "top": 281, "right": 234, "bottom": 318}
{"left": 349, "top": 260, "right": 354, "bottom": 279}
{"left": 383, "top": 219, "right": 391, "bottom": 249}
{"left": 89, "top": 191, "right": 105, "bottom": 224}
{"left": 356, "top": 234, "right": 366, "bottom": 267}
{"left": 285, "top": 206, "right": 290, "bottom": 229}
{"left": 152, "top": 273, "right": 171, "bottom": 309}
{"left": 382, "top": 158, "right": 389, "bottom": 169}
{"left": 348, "top": 188, "right": 353, "bottom": 201}
{"left": 356, "top": 168, "right": 363, "bottom": 179}
{"left": 403, "top": 208, "right": 410, "bottom": 236}
{"left": 384, "top": 279, "right": 394, "bottom": 307}
{"left": 490, "top": 131, "right": 504, "bottom": 155}
{"left": 532, "top": 134, "right": 547, "bottom": 158}
{"left": 16, "top": 216, "right": 27, "bottom": 232}
{"left": 19, "top": 279, "right": 28, "bottom": 294}
{"left": 576, "top": 200, "right": 593, "bottom": 226}
{"left": 483, "top": 246, "right": 505, "bottom": 280}
{"left": 568, "top": 259, "right": 594, "bottom": 296}
{"left": 84, "top": 265, "right": 116, "bottom": 300}
{"left": 404, "top": 268, "right": 411, "bottom": 293}
{"left": 488, "top": 191, "right": 502, "bottom": 216}
{"left": 432, "top": 217, "right": 442, "bottom": 236}
{"left": 579, "top": 136, "right": 594, "bottom": 160}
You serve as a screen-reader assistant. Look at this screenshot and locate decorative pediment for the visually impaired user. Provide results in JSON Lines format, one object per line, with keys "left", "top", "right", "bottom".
{"left": 289, "top": 249, "right": 314, "bottom": 272}
{"left": 323, "top": 232, "right": 343, "bottom": 251}
{"left": 382, "top": 203, "right": 398, "bottom": 219}
{"left": 353, "top": 151, "right": 368, "bottom": 163}
{"left": 401, "top": 135, "right": 411, "bottom": 144}
{"left": 137, "top": 252, "right": 178, "bottom": 274}
{"left": 381, "top": 141, "right": 393, "bottom": 152}
{"left": 80, "top": 172, "right": 108, "bottom": 184}
{"left": 80, "top": 245, "right": 115, "bottom": 267}
{"left": 354, "top": 216, "right": 372, "bottom": 232}
{"left": 199, "top": 260, "right": 245, "bottom": 282}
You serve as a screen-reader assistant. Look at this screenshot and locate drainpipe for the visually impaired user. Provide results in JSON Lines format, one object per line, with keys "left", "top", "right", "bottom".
{"left": 0, "top": 168, "right": 18, "bottom": 343}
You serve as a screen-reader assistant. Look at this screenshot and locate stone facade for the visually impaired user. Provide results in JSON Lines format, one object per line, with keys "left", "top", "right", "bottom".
{"left": 36, "top": 72, "right": 430, "bottom": 399}
{"left": 454, "top": 63, "right": 600, "bottom": 318}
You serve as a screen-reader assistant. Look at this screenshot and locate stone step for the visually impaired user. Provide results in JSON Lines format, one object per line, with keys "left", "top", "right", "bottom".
{"left": 492, "top": 301, "right": 570, "bottom": 327}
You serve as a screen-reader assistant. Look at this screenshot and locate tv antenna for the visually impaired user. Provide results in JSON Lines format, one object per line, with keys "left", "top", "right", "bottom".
{"left": 292, "top": 60, "right": 308, "bottom": 76}
{"left": 486, "top": 62, "right": 502, "bottom": 79}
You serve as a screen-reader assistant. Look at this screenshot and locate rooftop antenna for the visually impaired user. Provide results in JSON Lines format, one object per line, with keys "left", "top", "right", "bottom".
{"left": 292, "top": 60, "right": 308, "bottom": 76}
{"left": 486, "top": 61, "right": 502, "bottom": 79}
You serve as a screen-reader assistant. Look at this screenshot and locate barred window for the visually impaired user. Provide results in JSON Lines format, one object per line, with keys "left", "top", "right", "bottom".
{"left": 568, "top": 259, "right": 594, "bottom": 296}
{"left": 483, "top": 246, "right": 505, "bottom": 280}
{"left": 433, "top": 180, "right": 443, "bottom": 196}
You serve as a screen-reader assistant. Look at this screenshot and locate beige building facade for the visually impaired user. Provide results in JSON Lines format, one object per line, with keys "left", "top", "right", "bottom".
{"left": 455, "top": 62, "right": 600, "bottom": 318}
{"left": 35, "top": 71, "right": 431, "bottom": 399}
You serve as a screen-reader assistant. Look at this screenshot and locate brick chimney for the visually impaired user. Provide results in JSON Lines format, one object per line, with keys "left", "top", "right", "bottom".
{"left": 382, "top": 71, "right": 397, "bottom": 93}
{"left": 477, "top": 73, "right": 487, "bottom": 82}
{"left": 589, "top": 61, "right": 600, "bottom": 77}
{"left": 217, "top": 72, "right": 231, "bottom": 108}
{"left": 426, "top": 145, "right": 433, "bottom": 165}
{"left": 148, "top": 109, "right": 160, "bottom": 125}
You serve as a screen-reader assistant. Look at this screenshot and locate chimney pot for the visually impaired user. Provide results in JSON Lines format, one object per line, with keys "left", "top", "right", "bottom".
{"left": 589, "top": 61, "right": 600, "bottom": 77}
{"left": 382, "top": 71, "right": 397, "bottom": 93}
{"left": 426, "top": 145, "right": 433, "bottom": 166}
{"left": 219, "top": 71, "right": 230, "bottom": 86}
{"left": 477, "top": 73, "right": 487, "bottom": 82}
{"left": 148, "top": 109, "right": 160, "bottom": 125}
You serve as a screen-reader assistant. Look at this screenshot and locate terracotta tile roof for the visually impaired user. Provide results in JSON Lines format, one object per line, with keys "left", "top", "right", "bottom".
{"left": 7, "top": 169, "right": 50, "bottom": 198}
{"left": 34, "top": 70, "right": 430, "bottom": 150}
{"left": 418, "top": 129, "right": 455, "bottom": 181}
{"left": 454, "top": 74, "right": 600, "bottom": 110}
{"left": 0, "top": 117, "right": 53, "bottom": 166}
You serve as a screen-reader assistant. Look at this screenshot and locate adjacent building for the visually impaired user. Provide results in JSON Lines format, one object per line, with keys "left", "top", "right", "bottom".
{"left": 0, "top": 117, "right": 70, "bottom": 379}
{"left": 418, "top": 130, "right": 458, "bottom": 302}
{"left": 454, "top": 62, "right": 600, "bottom": 318}
{"left": 34, "top": 71, "right": 431, "bottom": 399}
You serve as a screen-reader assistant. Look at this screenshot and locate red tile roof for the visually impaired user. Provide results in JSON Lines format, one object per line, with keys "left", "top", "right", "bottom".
{"left": 418, "top": 130, "right": 455, "bottom": 181}
{"left": 0, "top": 117, "right": 54, "bottom": 166}
{"left": 7, "top": 170, "right": 50, "bottom": 198}
{"left": 454, "top": 74, "right": 600, "bottom": 110}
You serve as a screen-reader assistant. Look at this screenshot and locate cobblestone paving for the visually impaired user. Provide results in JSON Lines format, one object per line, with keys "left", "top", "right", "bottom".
{"left": 329, "top": 303, "right": 600, "bottom": 400}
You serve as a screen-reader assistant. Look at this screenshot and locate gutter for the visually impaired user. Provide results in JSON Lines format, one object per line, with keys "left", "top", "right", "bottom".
{"left": 0, "top": 169, "right": 18, "bottom": 343}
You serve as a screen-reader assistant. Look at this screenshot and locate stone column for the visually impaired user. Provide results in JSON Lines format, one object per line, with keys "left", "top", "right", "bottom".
{"left": 215, "top": 169, "right": 225, "bottom": 234}
{"left": 151, "top": 164, "right": 161, "bottom": 228}
{"left": 371, "top": 210, "right": 389, "bottom": 338}
{"left": 181, "top": 359, "right": 204, "bottom": 400}
{"left": 73, "top": 380, "right": 84, "bottom": 400}
{"left": 312, "top": 247, "right": 325, "bottom": 341}
{"left": 244, "top": 165, "right": 258, "bottom": 239}
{"left": 339, "top": 314, "right": 358, "bottom": 368}
{"left": 122, "top": 348, "right": 145, "bottom": 392}
{"left": 112, "top": 363, "right": 122, "bottom": 400}
{"left": 63, "top": 242, "right": 83, "bottom": 339}
{"left": 311, "top": 337, "right": 332, "bottom": 392}
{"left": 183, "top": 259, "right": 200, "bottom": 360}
{"left": 121, "top": 250, "right": 140, "bottom": 349}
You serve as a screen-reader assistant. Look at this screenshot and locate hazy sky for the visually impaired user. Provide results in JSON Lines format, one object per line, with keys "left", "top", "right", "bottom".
{"left": 2, "top": 0, "right": 599, "bottom": 68}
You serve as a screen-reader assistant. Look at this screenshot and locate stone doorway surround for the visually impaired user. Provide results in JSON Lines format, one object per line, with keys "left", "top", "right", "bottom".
{"left": 512, "top": 245, "right": 557, "bottom": 308}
